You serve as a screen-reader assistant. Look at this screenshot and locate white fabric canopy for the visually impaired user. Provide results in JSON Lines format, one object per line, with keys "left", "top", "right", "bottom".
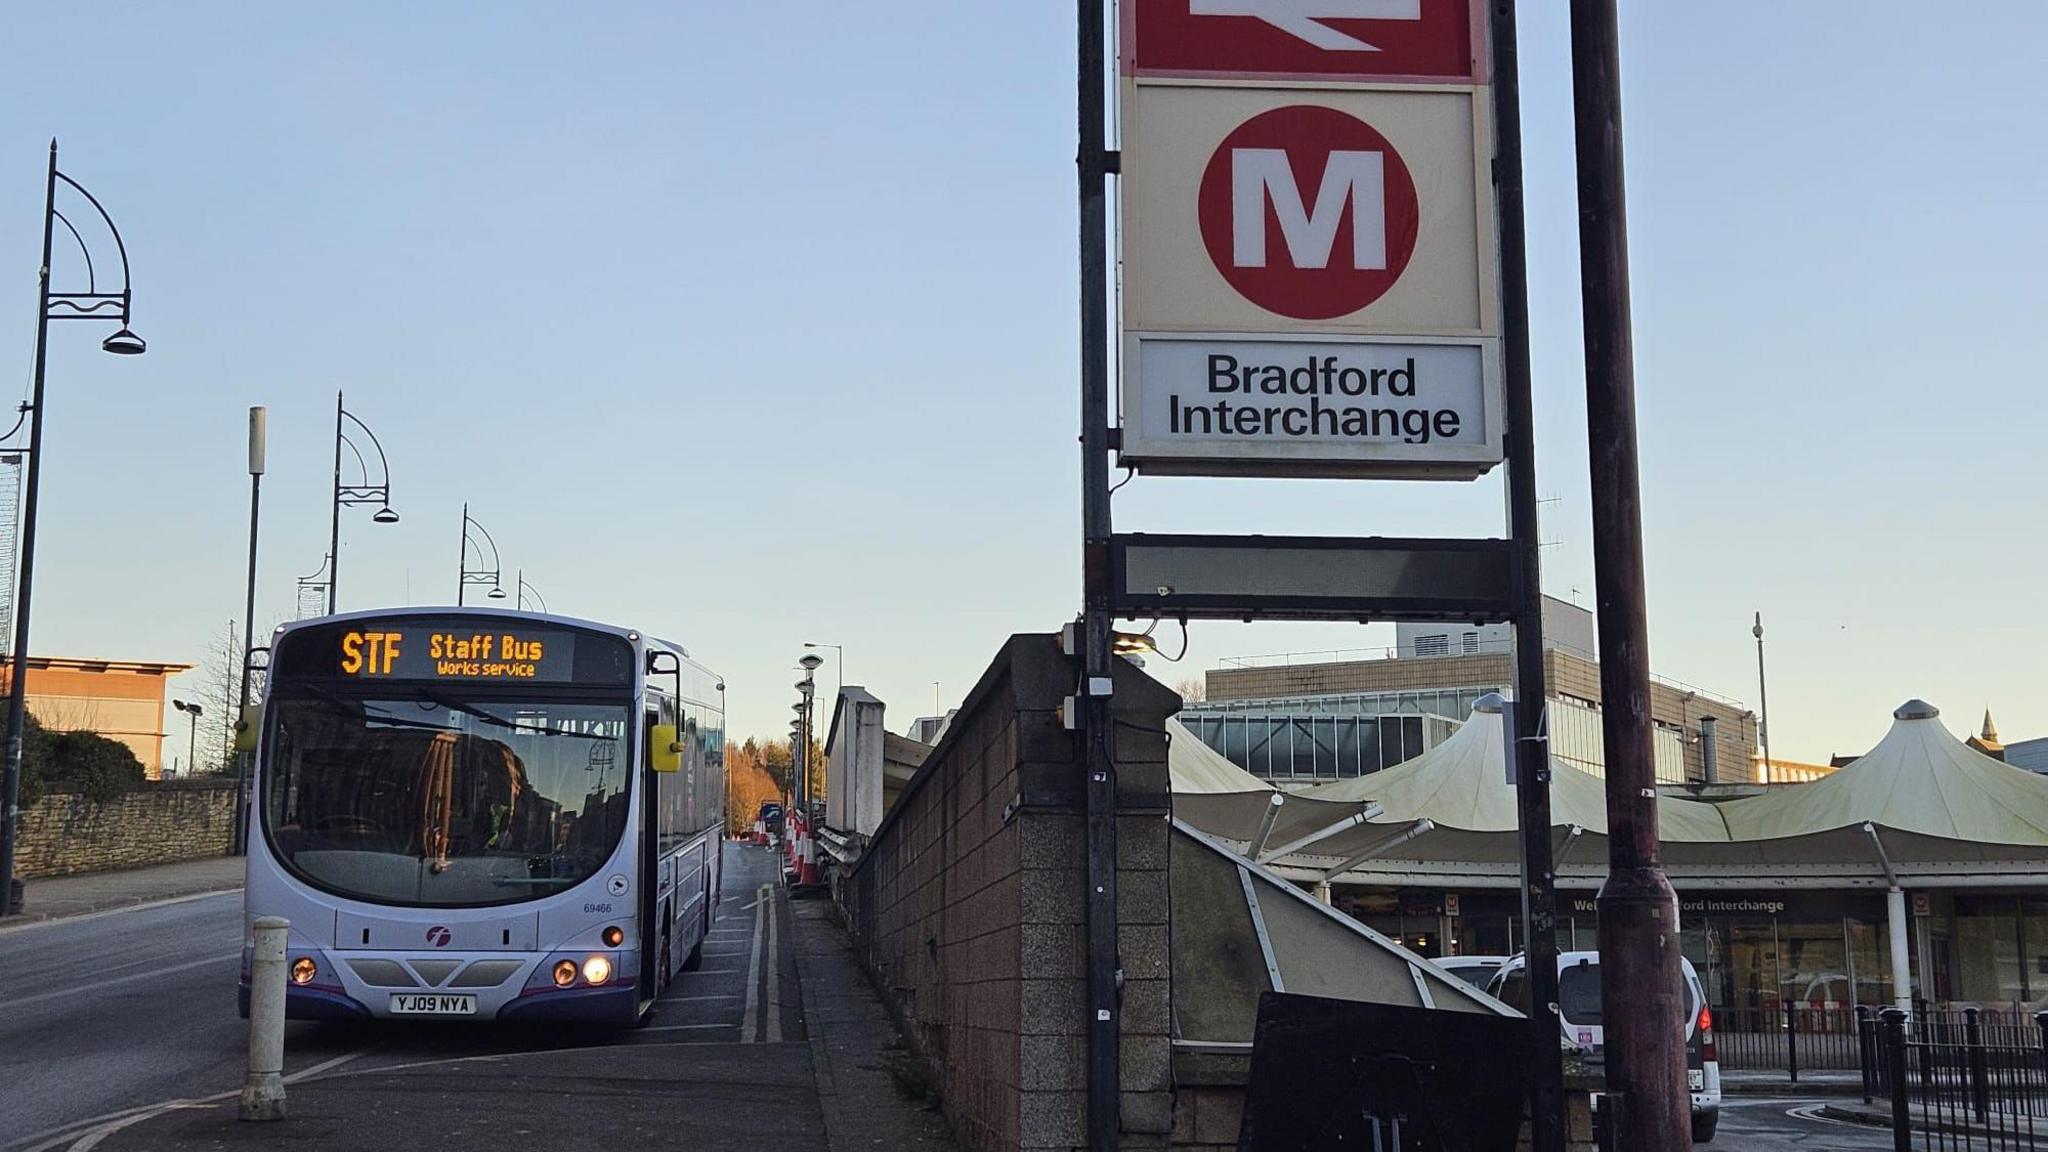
{"left": 1298, "top": 696, "right": 1732, "bottom": 842}
{"left": 1717, "top": 700, "right": 2048, "bottom": 845}
{"left": 1166, "top": 718, "right": 1273, "bottom": 794}
{"left": 1167, "top": 718, "right": 1377, "bottom": 850}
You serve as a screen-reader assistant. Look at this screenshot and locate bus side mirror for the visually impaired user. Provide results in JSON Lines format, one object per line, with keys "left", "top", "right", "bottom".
{"left": 233, "top": 704, "right": 263, "bottom": 754}
{"left": 650, "top": 723, "right": 683, "bottom": 773}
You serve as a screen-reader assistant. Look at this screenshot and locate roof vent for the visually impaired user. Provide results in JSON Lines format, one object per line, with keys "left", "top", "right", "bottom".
{"left": 1894, "top": 699, "right": 1940, "bottom": 721}
{"left": 1472, "top": 693, "right": 1507, "bottom": 715}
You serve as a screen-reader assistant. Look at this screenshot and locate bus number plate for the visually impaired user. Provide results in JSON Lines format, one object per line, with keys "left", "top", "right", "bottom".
{"left": 390, "top": 993, "right": 476, "bottom": 1015}
{"left": 1688, "top": 1069, "right": 1705, "bottom": 1091}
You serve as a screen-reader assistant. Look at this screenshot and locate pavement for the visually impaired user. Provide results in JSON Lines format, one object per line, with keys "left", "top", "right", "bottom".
{"left": 7, "top": 855, "right": 245, "bottom": 923}
{"left": 1, "top": 841, "right": 957, "bottom": 1152}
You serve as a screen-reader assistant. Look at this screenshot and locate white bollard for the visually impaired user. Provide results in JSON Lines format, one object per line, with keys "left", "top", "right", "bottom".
{"left": 240, "top": 915, "right": 289, "bottom": 1121}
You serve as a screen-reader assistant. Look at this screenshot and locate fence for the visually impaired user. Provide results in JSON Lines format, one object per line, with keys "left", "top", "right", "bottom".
{"left": 1715, "top": 1002, "right": 1866, "bottom": 1077}
{"left": 1870, "top": 1007, "right": 2048, "bottom": 1150}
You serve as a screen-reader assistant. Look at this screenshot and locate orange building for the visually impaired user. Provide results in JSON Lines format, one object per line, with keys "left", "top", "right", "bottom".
{"left": 0, "top": 656, "right": 194, "bottom": 778}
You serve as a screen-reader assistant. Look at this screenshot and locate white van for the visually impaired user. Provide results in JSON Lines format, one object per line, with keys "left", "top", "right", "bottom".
{"left": 1488, "top": 951, "right": 1722, "bottom": 1143}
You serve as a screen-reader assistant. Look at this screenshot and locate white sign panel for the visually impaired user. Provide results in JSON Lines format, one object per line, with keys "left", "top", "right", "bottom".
{"left": 1124, "top": 333, "right": 1499, "bottom": 476}
{"left": 1123, "top": 84, "right": 1495, "bottom": 336}
{"left": 1117, "top": 0, "right": 1502, "bottom": 479}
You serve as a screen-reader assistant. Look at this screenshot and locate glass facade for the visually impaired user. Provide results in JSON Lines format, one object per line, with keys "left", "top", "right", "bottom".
{"left": 1952, "top": 896, "right": 2048, "bottom": 1005}
{"left": 1338, "top": 887, "right": 1899, "bottom": 1014}
{"left": 1177, "top": 711, "right": 1433, "bottom": 782}
{"left": 1181, "top": 686, "right": 1485, "bottom": 782}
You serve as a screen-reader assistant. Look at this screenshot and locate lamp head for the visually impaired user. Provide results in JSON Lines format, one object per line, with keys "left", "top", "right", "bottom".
{"left": 101, "top": 327, "right": 146, "bottom": 355}
{"left": 372, "top": 506, "right": 400, "bottom": 524}
{"left": 799, "top": 654, "right": 824, "bottom": 671}
{"left": 488, "top": 584, "right": 507, "bottom": 600}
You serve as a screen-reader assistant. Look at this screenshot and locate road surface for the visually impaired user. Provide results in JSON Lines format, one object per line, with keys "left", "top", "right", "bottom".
{"left": 0, "top": 842, "right": 798, "bottom": 1152}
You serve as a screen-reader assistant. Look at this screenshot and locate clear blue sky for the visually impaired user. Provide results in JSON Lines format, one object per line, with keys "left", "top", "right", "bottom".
{"left": 2, "top": 2, "right": 2042, "bottom": 764}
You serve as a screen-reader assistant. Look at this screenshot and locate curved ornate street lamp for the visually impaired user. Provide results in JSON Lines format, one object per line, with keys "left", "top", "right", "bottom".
{"left": 324, "top": 392, "right": 400, "bottom": 613}
{"left": 2, "top": 142, "right": 148, "bottom": 916}
{"left": 458, "top": 503, "right": 507, "bottom": 605}
{"left": 515, "top": 570, "right": 548, "bottom": 614}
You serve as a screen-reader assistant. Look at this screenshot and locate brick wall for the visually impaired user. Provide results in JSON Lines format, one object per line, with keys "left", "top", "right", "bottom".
{"left": 839, "top": 634, "right": 1177, "bottom": 1152}
{"left": 15, "top": 777, "right": 236, "bottom": 878}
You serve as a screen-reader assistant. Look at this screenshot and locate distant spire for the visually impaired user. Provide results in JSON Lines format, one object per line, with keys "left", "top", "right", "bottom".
{"left": 1968, "top": 708, "right": 2006, "bottom": 761}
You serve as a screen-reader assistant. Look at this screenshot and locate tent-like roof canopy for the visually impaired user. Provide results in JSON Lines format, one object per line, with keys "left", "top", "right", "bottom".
{"left": 1298, "top": 695, "right": 1732, "bottom": 842}
{"left": 1717, "top": 700, "right": 2048, "bottom": 845}
{"left": 1167, "top": 717, "right": 1274, "bottom": 794}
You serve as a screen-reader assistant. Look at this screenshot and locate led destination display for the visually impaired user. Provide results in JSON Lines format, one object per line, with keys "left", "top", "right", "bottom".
{"left": 337, "top": 627, "right": 572, "bottom": 681}
{"left": 268, "top": 618, "right": 638, "bottom": 685}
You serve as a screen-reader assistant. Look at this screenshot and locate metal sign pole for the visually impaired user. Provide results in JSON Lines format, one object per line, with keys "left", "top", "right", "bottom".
{"left": 1078, "top": 0, "right": 1120, "bottom": 1146}
{"left": 1489, "top": 4, "right": 1565, "bottom": 1148}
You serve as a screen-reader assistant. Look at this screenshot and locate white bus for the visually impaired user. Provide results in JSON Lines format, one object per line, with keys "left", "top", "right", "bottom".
{"left": 239, "top": 608, "right": 725, "bottom": 1025}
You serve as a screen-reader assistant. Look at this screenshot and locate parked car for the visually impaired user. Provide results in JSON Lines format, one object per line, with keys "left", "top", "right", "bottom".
{"left": 1436, "top": 954, "right": 1511, "bottom": 991}
{"left": 1488, "top": 951, "right": 1722, "bottom": 1143}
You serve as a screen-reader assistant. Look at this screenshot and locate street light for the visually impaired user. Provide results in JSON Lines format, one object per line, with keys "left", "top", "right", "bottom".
{"left": 458, "top": 503, "right": 507, "bottom": 605}
{"left": 515, "top": 570, "right": 548, "bottom": 614}
{"left": 172, "top": 699, "right": 203, "bottom": 778}
{"left": 233, "top": 407, "right": 266, "bottom": 854}
{"left": 325, "top": 392, "right": 401, "bottom": 613}
{"left": 1753, "top": 612, "right": 1773, "bottom": 784}
{"left": 2, "top": 142, "right": 148, "bottom": 918}
{"left": 803, "top": 642, "right": 843, "bottom": 703}
{"left": 295, "top": 555, "right": 331, "bottom": 620}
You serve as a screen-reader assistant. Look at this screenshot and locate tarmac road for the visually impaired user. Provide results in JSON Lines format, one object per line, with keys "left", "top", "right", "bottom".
{"left": 0, "top": 841, "right": 798, "bottom": 1152}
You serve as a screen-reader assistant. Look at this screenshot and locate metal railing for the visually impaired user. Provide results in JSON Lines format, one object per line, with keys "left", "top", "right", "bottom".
{"left": 1870, "top": 1007, "right": 2048, "bottom": 1150}
{"left": 1715, "top": 1002, "right": 1866, "bottom": 1076}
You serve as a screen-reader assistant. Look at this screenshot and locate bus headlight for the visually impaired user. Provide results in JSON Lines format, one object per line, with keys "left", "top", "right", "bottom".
{"left": 290, "top": 957, "right": 317, "bottom": 985}
{"left": 601, "top": 925, "right": 624, "bottom": 947}
{"left": 552, "top": 960, "right": 577, "bottom": 988}
{"left": 582, "top": 956, "right": 612, "bottom": 986}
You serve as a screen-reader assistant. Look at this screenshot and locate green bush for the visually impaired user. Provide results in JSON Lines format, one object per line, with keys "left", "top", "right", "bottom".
{"left": 17, "top": 714, "right": 146, "bottom": 807}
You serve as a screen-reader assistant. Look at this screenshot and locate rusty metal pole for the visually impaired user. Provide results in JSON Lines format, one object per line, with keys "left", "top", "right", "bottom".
{"left": 1569, "top": 0, "right": 1692, "bottom": 1147}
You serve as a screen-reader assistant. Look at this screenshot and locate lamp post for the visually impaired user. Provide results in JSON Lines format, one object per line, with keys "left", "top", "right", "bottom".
{"left": 2, "top": 142, "right": 147, "bottom": 918}
{"left": 802, "top": 641, "right": 843, "bottom": 705}
{"left": 172, "top": 700, "right": 203, "bottom": 778}
{"left": 515, "top": 570, "right": 547, "bottom": 614}
{"left": 1753, "top": 612, "right": 1773, "bottom": 784}
{"left": 325, "top": 393, "right": 400, "bottom": 614}
{"left": 232, "top": 407, "right": 265, "bottom": 853}
{"left": 295, "top": 556, "right": 331, "bottom": 620}
{"left": 457, "top": 504, "right": 508, "bottom": 605}
{"left": 797, "top": 655, "right": 822, "bottom": 818}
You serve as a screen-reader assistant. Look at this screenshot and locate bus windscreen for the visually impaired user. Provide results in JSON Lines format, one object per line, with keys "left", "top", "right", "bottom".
{"left": 262, "top": 693, "right": 632, "bottom": 907}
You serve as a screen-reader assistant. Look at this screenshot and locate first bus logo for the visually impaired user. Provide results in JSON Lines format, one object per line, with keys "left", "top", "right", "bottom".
{"left": 425, "top": 925, "right": 451, "bottom": 947}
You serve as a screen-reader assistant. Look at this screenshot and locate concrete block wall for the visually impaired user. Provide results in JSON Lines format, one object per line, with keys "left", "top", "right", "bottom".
{"left": 16, "top": 778, "right": 237, "bottom": 878}
{"left": 840, "top": 634, "right": 1177, "bottom": 1152}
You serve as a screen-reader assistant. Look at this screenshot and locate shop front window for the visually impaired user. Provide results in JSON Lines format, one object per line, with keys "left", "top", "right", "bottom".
{"left": 1955, "top": 896, "right": 2028, "bottom": 1004}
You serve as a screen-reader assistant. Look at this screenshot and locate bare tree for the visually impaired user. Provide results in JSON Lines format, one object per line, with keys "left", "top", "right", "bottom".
{"left": 1176, "top": 676, "right": 1207, "bottom": 705}
{"left": 193, "top": 621, "right": 243, "bottom": 774}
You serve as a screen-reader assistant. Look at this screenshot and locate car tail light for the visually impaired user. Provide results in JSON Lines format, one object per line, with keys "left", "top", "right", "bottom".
{"left": 1698, "top": 1005, "right": 1717, "bottom": 1063}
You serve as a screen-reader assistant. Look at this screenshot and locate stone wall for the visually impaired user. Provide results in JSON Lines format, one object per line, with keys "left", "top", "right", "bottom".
{"left": 16, "top": 777, "right": 237, "bottom": 878}
{"left": 838, "top": 634, "right": 1177, "bottom": 1152}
